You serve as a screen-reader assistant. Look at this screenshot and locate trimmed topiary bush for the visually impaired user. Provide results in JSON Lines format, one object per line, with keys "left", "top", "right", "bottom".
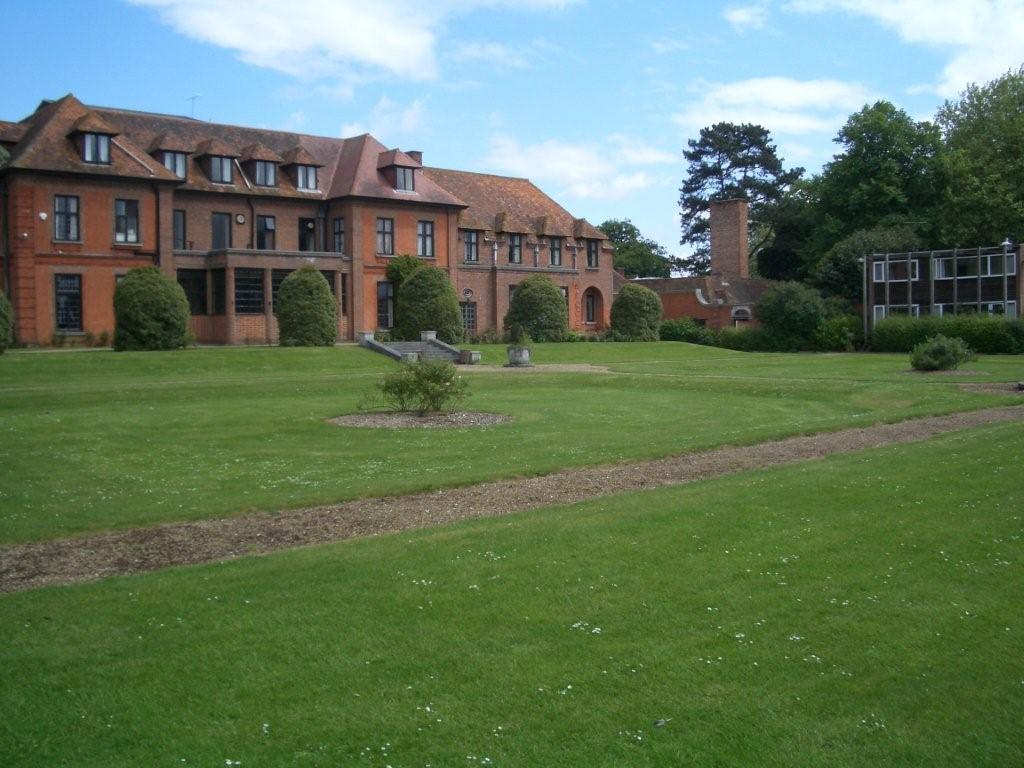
{"left": 276, "top": 267, "right": 337, "bottom": 346}
{"left": 504, "top": 274, "right": 569, "bottom": 342}
{"left": 0, "top": 292, "right": 12, "bottom": 354}
{"left": 755, "top": 281, "right": 826, "bottom": 349}
{"left": 659, "top": 317, "right": 716, "bottom": 345}
{"left": 610, "top": 283, "right": 662, "bottom": 341}
{"left": 871, "top": 315, "right": 1024, "bottom": 354}
{"left": 113, "top": 267, "right": 190, "bottom": 351}
{"left": 394, "top": 266, "right": 463, "bottom": 344}
{"left": 910, "top": 334, "right": 976, "bottom": 371}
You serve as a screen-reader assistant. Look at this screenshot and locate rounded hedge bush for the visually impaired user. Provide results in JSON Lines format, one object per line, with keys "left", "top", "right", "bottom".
{"left": 910, "top": 334, "right": 975, "bottom": 371}
{"left": 504, "top": 274, "right": 569, "bottom": 342}
{"left": 755, "top": 281, "right": 826, "bottom": 348}
{"left": 0, "top": 291, "right": 12, "bottom": 354}
{"left": 276, "top": 267, "right": 337, "bottom": 346}
{"left": 872, "top": 315, "right": 1024, "bottom": 354}
{"left": 113, "top": 266, "right": 190, "bottom": 351}
{"left": 659, "top": 316, "right": 716, "bottom": 345}
{"left": 394, "top": 266, "right": 463, "bottom": 343}
{"left": 610, "top": 283, "right": 662, "bottom": 341}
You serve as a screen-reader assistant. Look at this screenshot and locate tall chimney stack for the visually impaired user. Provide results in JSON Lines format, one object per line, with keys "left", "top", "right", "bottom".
{"left": 709, "top": 199, "right": 749, "bottom": 279}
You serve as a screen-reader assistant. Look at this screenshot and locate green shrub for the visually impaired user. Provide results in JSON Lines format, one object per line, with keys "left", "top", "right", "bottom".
{"left": 504, "top": 275, "right": 569, "bottom": 342}
{"left": 0, "top": 292, "right": 12, "bottom": 353}
{"left": 814, "top": 315, "right": 861, "bottom": 352}
{"left": 717, "top": 327, "right": 780, "bottom": 352}
{"left": 872, "top": 315, "right": 1024, "bottom": 354}
{"left": 394, "top": 266, "right": 463, "bottom": 343}
{"left": 276, "top": 267, "right": 337, "bottom": 346}
{"left": 910, "top": 334, "right": 976, "bottom": 371}
{"left": 610, "top": 283, "right": 662, "bottom": 341}
{"left": 659, "top": 317, "right": 716, "bottom": 345}
{"left": 470, "top": 328, "right": 503, "bottom": 345}
{"left": 374, "top": 359, "right": 469, "bottom": 414}
{"left": 755, "top": 282, "right": 826, "bottom": 348}
{"left": 113, "top": 266, "right": 190, "bottom": 351}
{"left": 386, "top": 255, "right": 425, "bottom": 302}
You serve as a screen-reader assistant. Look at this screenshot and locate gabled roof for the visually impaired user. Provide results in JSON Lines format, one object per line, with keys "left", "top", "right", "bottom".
{"left": 635, "top": 275, "right": 774, "bottom": 306}
{"left": 149, "top": 132, "right": 192, "bottom": 153}
{"left": 70, "top": 110, "right": 119, "bottom": 136}
{"left": 280, "top": 145, "right": 321, "bottom": 167}
{"left": 377, "top": 148, "right": 422, "bottom": 169}
{"left": 0, "top": 121, "right": 27, "bottom": 145}
{"left": 421, "top": 167, "right": 606, "bottom": 240}
{"left": 239, "top": 142, "right": 284, "bottom": 163}
{"left": 3, "top": 94, "right": 179, "bottom": 182}
{"left": 194, "top": 137, "right": 239, "bottom": 158}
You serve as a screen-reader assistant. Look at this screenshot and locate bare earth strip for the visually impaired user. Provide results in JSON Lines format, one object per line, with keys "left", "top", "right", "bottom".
{"left": 2, "top": 406, "right": 1022, "bottom": 594}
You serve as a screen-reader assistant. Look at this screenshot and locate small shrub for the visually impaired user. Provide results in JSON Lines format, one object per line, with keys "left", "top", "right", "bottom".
{"left": 610, "top": 283, "right": 662, "bottom": 341}
{"left": 0, "top": 292, "right": 12, "bottom": 354}
{"left": 504, "top": 275, "right": 569, "bottom": 342}
{"left": 276, "top": 267, "right": 337, "bottom": 346}
{"left": 373, "top": 359, "right": 469, "bottom": 414}
{"left": 114, "top": 266, "right": 190, "bottom": 351}
{"left": 394, "top": 266, "right": 463, "bottom": 344}
{"left": 507, "top": 324, "right": 532, "bottom": 347}
{"left": 814, "top": 315, "right": 861, "bottom": 352}
{"left": 84, "top": 330, "right": 96, "bottom": 347}
{"left": 98, "top": 330, "right": 111, "bottom": 347}
{"left": 471, "top": 328, "right": 503, "bottom": 345}
{"left": 755, "top": 282, "right": 826, "bottom": 349}
{"left": 910, "top": 334, "right": 976, "bottom": 371}
{"left": 659, "top": 317, "right": 716, "bottom": 345}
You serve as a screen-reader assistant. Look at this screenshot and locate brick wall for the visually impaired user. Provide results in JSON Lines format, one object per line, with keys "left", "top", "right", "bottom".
{"left": 709, "top": 199, "right": 749, "bottom": 279}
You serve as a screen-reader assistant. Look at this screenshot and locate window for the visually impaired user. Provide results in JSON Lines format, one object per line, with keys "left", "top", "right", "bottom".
{"left": 396, "top": 167, "right": 414, "bottom": 191}
{"left": 872, "top": 261, "right": 885, "bottom": 282}
{"left": 83, "top": 133, "right": 110, "bottom": 164}
{"left": 254, "top": 160, "right": 276, "bottom": 187}
{"left": 935, "top": 257, "right": 954, "bottom": 279}
{"left": 211, "top": 212, "right": 232, "bottom": 250}
{"left": 587, "top": 239, "right": 599, "bottom": 268}
{"left": 299, "top": 218, "right": 316, "bottom": 252}
{"left": 463, "top": 230, "right": 479, "bottom": 262}
{"left": 956, "top": 258, "right": 978, "bottom": 278}
{"left": 114, "top": 199, "right": 139, "bottom": 244}
{"left": 560, "top": 286, "right": 569, "bottom": 304}
{"left": 377, "top": 281, "right": 394, "bottom": 328}
{"left": 933, "top": 304, "right": 952, "bottom": 316}
{"left": 585, "top": 291, "right": 597, "bottom": 323}
{"left": 886, "top": 260, "right": 918, "bottom": 282}
{"left": 53, "top": 195, "right": 79, "bottom": 241}
{"left": 417, "top": 220, "right": 434, "bottom": 257}
{"left": 296, "top": 165, "right": 317, "bottom": 190}
{"left": 173, "top": 209, "right": 186, "bottom": 250}
{"left": 176, "top": 269, "right": 207, "bottom": 315}
{"left": 256, "top": 216, "right": 276, "bottom": 250}
{"left": 210, "top": 156, "right": 233, "bottom": 183}
{"left": 887, "top": 304, "right": 920, "bottom": 317}
{"left": 332, "top": 218, "right": 345, "bottom": 253}
{"left": 549, "top": 237, "right": 562, "bottom": 266}
{"left": 340, "top": 274, "right": 348, "bottom": 314}
{"left": 320, "top": 271, "right": 336, "bottom": 297}
{"left": 508, "top": 234, "right": 522, "bottom": 264}
{"left": 872, "top": 304, "right": 886, "bottom": 323}
{"left": 271, "top": 269, "right": 293, "bottom": 313}
{"left": 376, "top": 217, "right": 394, "bottom": 255}
{"left": 163, "top": 151, "right": 187, "bottom": 179}
{"left": 211, "top": 269, "right": 226, "bottom": 314}
{"left": 234, "top": 268, "right": 265, "bottom": 314}
{"left": 1007, "top": 301, "right": 1019, "bottom": 318}
{"left": 55, "top": 274, "right": 82, "bottom": 332}
{"left": 460, "top": 301, "right": 477, "bottom": 332}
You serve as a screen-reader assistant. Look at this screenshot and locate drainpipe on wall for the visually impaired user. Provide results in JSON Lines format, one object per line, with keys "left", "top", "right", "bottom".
{"left": 151, "top": 182, "right": 162, "bottom": 268}
{"left": 247, "top": 197, "right": 256, "bottom": 249}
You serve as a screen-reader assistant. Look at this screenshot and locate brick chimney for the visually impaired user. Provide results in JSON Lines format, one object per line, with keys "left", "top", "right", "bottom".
{"left": 407, "top": 150, "right": 423, "bottom": 164}
{"left": 709, "top": 198, "right": 749, "bottom": 279}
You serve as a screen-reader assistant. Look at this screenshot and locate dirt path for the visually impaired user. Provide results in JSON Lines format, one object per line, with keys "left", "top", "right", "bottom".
{"left": 2, "top": 405, "right": 1022, "bottom": 594}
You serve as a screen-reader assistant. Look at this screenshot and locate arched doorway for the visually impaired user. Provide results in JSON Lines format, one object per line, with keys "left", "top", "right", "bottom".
{"left": 731, "top": 306, "right": 752, "bottom": 327}
{"left": 582, "top": 287, "right": 604, "bottom": 329}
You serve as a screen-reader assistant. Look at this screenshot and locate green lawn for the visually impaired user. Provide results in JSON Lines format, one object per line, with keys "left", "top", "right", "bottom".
{"left": 2, "top": 421, "right": 1021, "bottom": 767}
{"left": 1, "top": 344, "right": 1021, "bottom": 543}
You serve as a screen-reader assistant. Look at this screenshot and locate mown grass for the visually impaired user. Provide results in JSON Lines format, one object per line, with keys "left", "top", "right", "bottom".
{"left": 1, "top": 344, "right": 1021, "bottom": 543}
{"left": 2, "top": 422, "right": 1021, "bottom": 767}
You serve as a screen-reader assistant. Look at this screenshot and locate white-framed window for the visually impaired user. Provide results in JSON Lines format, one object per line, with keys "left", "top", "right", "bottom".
{"left": 872, "top": 261, "right": 885, "bottom": 282}
{"left": 83, "top": 133, "right": 110, "bottom": 164}
{"left": 296, "top": 165, "right": 317, "bottom": 190}
{"left": 873, "top": 304, "right": 886, "bottom": 322}
{"left": 935, "top": 257, "right": 954, "bottom": 279}
{"left": 254, "top": 160, "right": 276, "bottom": 187}
{"left": 885, "top": 260, "right": 919, "bottom": 282}
{"left": 1007, "top": 301, "right": 1018, "bottom": 318}
{"left": 933, "top": 304, "right": 953, "bottom": 316}
{"left": 163, "top": 151, "right": 187, "bottom": 179}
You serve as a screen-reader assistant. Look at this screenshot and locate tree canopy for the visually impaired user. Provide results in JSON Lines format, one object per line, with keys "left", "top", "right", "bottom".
{"left": 598, "top": 219, "right": 680, "bottom": 278}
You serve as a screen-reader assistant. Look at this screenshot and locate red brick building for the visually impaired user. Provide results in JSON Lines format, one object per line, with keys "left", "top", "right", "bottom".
{"left": 635, "top": 199, "right": 773, "bottom": 329}
{"left": 0, "top": 95, "right": 613, "bottom": 346}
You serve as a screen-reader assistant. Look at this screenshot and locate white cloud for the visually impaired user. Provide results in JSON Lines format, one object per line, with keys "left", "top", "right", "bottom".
{"left": 130, "top": 0, "right": 573, "bottom": 85}
{"left": 341, "top": 97, "right": 426, "bottom": 141}
{"left": 785, "top": 0, "right": 1024, "bottom": 96}
{"left": 482, "top": 134, "right": 675, "bottom": 200}
{"left": 672, "top": 76, "right": 876, "bottom": 135}
{"left": 649, "top": 38, "right": 690, "bottom": 55}
{"left": 724, "top": 3, "right": 769, "bottom": 31}
{"left": 451, "top": 41, "right": 529, "bottom": 69}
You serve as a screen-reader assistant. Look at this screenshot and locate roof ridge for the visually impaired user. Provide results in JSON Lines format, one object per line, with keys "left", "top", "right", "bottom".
{"left": 425, "top": 165, "right": 530, "bottom": 183}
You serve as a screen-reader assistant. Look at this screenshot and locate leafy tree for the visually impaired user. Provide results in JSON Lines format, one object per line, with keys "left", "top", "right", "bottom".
{"left": 276, "top": 267, "right": 337, "bottom": 346}
{"left": 935, "top": 67, "right": 1024, "bottom": 246}
{"left": 0, "top": 292, "right": 12, "bottom": 353}
{"left": 394, "top": 266, "right": 463, "bottom": 344}
{"left": 812, "top": 224, "right": 920, "bottom": 302}
{"left": 755, "top": 182, "right": 825, "bottom": 282}
{"left": 598, "top": 219, "right": 681, "bottom": 277}
{"left": 504, "top": 274, "right": 569, "bottom": 342}
{"left": 386, "top": 254, "right": 425, "bottom": 304}
{"left": 755, "top": 281, "right": 825, "bottom": 349}
{"left": 610, "top": 283, "right": 662, "bottom": 341}
{"left": 679, "top": 122, "right": 802, "bottom": 274}
{"left": 113, "top": 267, "right": 190, "bottom": 351}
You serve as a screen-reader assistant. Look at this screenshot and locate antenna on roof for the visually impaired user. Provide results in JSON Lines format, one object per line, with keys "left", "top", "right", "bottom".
{"left": 187, "top": 95, "right": 199, "bottom": 118}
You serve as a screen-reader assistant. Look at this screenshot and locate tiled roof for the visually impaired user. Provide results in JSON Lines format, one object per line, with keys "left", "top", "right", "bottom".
{"left": 194, "top": 137, "right": 239, "bottom": 158}
{"left": 377, "top": 148, "right": 422, "bottom": 169}
{"left": 239, "top": 142, "right": 284, "bottom": 163}
{"left": 70, "top": 110, "right": 120, "bottom": 136}
{"left": 148, "top": 132, "right": 192, "bottom": 153}
{"left": 280, "top": 145, "right": 321, "bottom": 167}
{"left": 421, "top": 167, "right": 606, "bottom": 241}
{"left": 635, "top": 276, "right": 775, "bottom": 306}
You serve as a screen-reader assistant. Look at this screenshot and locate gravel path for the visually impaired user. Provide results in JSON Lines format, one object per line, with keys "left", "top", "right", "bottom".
{"left": 1, "top": 405, "right": 1021, "bottom": 594}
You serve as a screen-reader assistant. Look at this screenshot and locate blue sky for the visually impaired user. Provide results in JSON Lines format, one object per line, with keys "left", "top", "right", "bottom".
{"left": 4, "top": 1, "right": 1023, "bottom": 258}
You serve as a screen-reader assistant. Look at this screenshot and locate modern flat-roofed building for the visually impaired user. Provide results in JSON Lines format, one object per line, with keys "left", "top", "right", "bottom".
{"left": 0, "top": 94, "right": 613, "bottom": 345}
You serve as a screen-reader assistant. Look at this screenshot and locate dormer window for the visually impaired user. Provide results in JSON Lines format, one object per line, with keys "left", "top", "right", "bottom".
{"left": 396, "top": 167, "right": 415, "bottom": 191}
{"left": 254, "top": 160, "right": 276, "bottom": 187}
{"left": 210, "top": 156, "right": 233, "bottom": 184}
{"left": 296, "top": 165, "right": 317, "bottom": 190}
{"left": 163, "top": 151, "right": 187, "bottom": 179}
{"left": 83, "top": 133, "right": 110, "bottom": 164}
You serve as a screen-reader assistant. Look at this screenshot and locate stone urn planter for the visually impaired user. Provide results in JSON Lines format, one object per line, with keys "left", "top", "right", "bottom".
{"left": 506, "top": 344, "right": 532, "bottom": 367}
